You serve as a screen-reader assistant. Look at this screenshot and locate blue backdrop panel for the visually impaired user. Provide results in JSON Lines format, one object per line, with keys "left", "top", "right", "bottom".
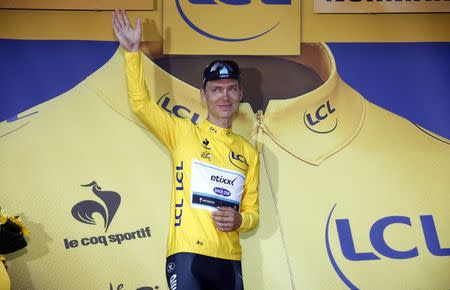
{"left": 0, "top": 39, "right": 118, "bottom": 121}
{"left": 329, "top": 42, "right": 450, "bottom": 140}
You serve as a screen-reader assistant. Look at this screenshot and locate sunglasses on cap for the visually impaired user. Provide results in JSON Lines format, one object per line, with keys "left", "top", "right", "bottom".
{"left": 202, "top": 60, "right": 241, "bottom": 88}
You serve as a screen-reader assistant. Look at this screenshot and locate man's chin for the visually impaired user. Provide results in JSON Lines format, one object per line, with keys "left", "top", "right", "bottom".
{"left": 209, "top": 113, "right": 234, "bottom": 121}
{"left": 220, "top": 111, "right": 235, "bottom": 118}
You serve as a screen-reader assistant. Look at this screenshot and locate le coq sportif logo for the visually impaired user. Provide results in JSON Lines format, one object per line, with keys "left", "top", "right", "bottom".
{"left": 64, "top": 182, "right": 151, "bottom": 250}
{"left": 71, "top": 181, "right": 121, "bottom": 232}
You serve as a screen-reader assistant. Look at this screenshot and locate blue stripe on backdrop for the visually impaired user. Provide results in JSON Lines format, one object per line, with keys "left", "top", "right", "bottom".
{"left": 0, "top": 40, "right": 449, "bottom": 139}
{"left": 0, "top": 39, "right": 119, "bottom": 122}
{"left": 328, "top": 42, "right": 450, "bottom": 140}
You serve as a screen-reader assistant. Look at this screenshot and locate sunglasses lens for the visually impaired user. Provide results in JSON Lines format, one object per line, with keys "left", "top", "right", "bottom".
{"left": 225, "top": 61, "right": 239, "bottom": 73}
{"left": 209, "top": 61, "right": 239, "bottom": 74}
{"left": 203, "top": 60, "right": 240, "bottom": 87}
{"left": 209, "top": 62, "right": 224, "bottom": 72}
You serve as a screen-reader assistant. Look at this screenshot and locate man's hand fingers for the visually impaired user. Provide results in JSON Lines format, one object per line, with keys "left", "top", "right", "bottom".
{"left": 212, "top": 210, "right": 228, "bottom": 217}
{"left": 114, "top": 9, "right": 123, "bottom": 28}
{"left": 112, "top": 13, "right": 121, "bottom": 34}
{"left": 112, "top": 10, "right": 119, "bottom": 29}
{"left": 135, "top": 17, "right": 142, "bottom": 35}
{"left": 217, "top": 206, "right": 233, "bottom": 211}
{"left": 123, "top": 9, "right": 132, "bottom": 28}
{"left": 112, "top": 9, "right": 141, "bottom": 52}
{"left": 215, "top": 221, "right": 229, "bottom": 228}
{"left": 217, "top": 206, "right": 237, "bottom": 214}
{"left": 216, "top": 222, "right": 233, "bottom": 232}
{"left": 212, "top": 207, "right": 241, "bottom": 231}
{"left": 212, "top": 214, "right": 232, "bottom": 223}
{"left": 118, "top": 9, "right": 128, "bottom": 29}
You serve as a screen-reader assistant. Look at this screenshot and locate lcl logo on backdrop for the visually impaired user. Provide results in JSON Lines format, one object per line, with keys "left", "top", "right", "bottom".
{"left": 165, "top": 0, "right": 299, "bottom": 54}
{"left": 157, "top": 93, "right": 201, "bottom": 125}
{"left": 109, "top": 282, "right": 160, "bottom": 290}
{"left": 303, "top": 100, "right": 338, "bottom": 134}
{"left": 176, "top": 0, "right": 291, "bottom": 42}
{"left": 325, "top": 204, "right": 450, "bottom": 289}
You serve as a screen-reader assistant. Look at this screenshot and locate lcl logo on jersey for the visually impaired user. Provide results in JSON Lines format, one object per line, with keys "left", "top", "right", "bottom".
{"left": 175, "top": 161, "right": 185, "bottom": 227}
{"left": 175, "top": 0, "right": 291, "bottom": 42}
{"left": 303, "top": 100, "right": 338, "bottom": 134}
{"left": 325, "top": 204, "right": 450, "bottom": 289}
{"left": 229, "top": 151, "right": 248, "bottom": 171}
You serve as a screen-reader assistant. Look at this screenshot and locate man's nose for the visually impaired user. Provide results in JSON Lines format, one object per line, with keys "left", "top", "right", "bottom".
{"left": 222, "top": 89, "right": 231, "bottom": 99}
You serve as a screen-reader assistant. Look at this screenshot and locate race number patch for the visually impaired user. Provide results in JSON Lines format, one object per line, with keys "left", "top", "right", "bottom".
{"left": 191, "top": 159, "right": 245, "bottom": 211}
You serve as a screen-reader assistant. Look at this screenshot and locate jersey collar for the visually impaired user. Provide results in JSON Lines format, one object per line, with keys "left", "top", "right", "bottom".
{"left": 199, "top": 119, "right": 233, "bottom": 136}
{"left": 234, "top": 43, "right": 366, "bottom": 165}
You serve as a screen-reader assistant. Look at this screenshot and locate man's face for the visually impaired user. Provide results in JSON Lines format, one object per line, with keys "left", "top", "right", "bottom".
{"left": 201, "top": 79, "right": 243, "bottom": 120}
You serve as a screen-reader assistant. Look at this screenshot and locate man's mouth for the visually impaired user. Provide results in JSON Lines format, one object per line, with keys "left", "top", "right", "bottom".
{"left": 217, "top": 104, "right": 233, "bottom": 110}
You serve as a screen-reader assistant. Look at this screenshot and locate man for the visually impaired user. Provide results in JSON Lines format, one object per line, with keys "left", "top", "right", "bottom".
{"left": 112, "top": 9, "right": 260, "bottom": 290}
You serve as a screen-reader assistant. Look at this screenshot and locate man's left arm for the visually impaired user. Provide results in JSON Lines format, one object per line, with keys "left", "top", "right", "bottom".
{"left": 238, "top": 151, "right": 260, "bottom": 233}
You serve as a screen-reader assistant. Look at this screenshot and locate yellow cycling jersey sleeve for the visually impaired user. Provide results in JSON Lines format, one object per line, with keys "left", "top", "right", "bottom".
{"left": 124, "top": 51, "right": 260, "bottom": 261}
{"left": 238, "top": 148, "right": 260, "bottom": 233}
{"left": 125, "top": 51, "right": 184, "bottom": 151}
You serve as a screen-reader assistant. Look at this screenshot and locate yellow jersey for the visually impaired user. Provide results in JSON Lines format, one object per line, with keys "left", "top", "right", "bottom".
{"left": 124, "top": 51, "right": 260, "bottom": 261}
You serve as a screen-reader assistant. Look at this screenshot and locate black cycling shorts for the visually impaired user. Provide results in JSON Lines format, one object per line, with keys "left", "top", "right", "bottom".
{"left": 165, "top": 252, "right": 244, "bottom": 290}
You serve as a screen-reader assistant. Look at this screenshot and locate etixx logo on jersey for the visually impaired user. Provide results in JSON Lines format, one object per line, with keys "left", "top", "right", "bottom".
{"left": 325, "top": 204, "right": 450, "bottom": 288}
{"left": 63, "top": 181, "right": 151, "bottom": 250}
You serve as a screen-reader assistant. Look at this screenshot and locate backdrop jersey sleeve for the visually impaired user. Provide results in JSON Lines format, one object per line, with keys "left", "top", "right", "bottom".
{"left": 124, "top": 51, "right": 260, "bottom": 261}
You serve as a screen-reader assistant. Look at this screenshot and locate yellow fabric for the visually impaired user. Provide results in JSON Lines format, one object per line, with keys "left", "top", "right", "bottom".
{"left": 0, "top": 43, "right": 448, "bottom": 289}
{"left": 162, "top": 0, "right": 300, "bottom": 55}
{"left": 124, "top": 51, "right": 260, "bottom": 261}
{"left": 0, "top": 256, "right": 10, "bottom": 290}
{"left": 242, "top": 44, "right": 450, "bottom": 289}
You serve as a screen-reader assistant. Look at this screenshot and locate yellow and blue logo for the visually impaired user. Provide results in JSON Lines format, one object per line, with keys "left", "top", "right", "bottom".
{"left": 164, "top": 0, "right": 300, "bottom": 55}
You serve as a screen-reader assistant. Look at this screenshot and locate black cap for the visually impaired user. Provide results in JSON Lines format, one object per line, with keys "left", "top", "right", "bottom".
{"left": 202, "top": 60, "right": 240, "bottom": 88}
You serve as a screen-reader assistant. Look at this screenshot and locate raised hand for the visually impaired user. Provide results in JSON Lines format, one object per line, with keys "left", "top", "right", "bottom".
{"left": 112, "top": 9, "right": 141, "bottom": 52}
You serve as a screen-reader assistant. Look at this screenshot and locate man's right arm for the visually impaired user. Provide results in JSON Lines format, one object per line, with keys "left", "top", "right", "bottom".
{"left": 124, "top": 51, "right": 179, "bottom": 150}
{"left": 113, "top": 9, "right": 179, "bottom": 150}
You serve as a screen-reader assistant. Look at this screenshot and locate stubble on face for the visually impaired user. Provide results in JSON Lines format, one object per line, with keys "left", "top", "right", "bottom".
{"left": 201, "top": 79, "right": 243, "bottom": 128}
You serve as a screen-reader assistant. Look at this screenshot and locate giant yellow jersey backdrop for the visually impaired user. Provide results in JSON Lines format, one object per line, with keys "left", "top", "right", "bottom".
{"left": 1, "top": 42, "right": 449, "bottom": 289}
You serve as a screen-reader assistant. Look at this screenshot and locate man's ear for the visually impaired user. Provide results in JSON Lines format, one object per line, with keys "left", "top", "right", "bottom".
{"left": 201, "top": 88, "right": 206, "bottom": 102}
{"left": 239, "top": 87, "right": 244, "bottom": 102}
